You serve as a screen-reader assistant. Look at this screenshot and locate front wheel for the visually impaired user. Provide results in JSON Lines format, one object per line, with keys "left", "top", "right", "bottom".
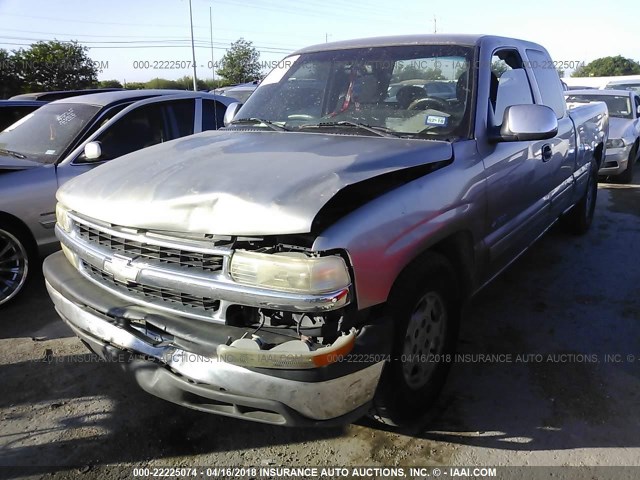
{"left": 0, "top": 226, "right": 32, "bottom": 307}
{"left": 372, "top": 252, "right": 460, "bottom": 426}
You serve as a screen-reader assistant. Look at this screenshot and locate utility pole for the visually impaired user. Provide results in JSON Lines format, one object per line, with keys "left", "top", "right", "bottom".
{"left": 209, "top": 6, "right": 215, "bottom": 84}
{"left": 188, "top": 0, "right": 198, "bottom": 91}
{"left": 433, "top": 15, "right": 437, "bottom": 34}
{"left": 325, "top": 33, "right": 331, "bottom": 43}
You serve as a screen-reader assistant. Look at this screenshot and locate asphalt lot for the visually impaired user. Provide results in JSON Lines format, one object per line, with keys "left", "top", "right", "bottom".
{"left": 1, "top": 169, "right": 639, "bottom": 478}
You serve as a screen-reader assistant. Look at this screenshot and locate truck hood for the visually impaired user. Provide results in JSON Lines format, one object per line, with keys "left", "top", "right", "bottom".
{"left": 58, "top": 130, "right": 453, "bottom": 236}
{"left": 0, "top": 155, "right": 42, "bottom": 173}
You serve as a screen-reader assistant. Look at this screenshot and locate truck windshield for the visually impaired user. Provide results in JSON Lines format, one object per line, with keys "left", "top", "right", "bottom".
{"left": 235, "top": 45, "right": 475, "bottom": 140}
{"left": 0, "top": 103, "right": 101, "bottom": 164}
{"left": 565, "top": 94, "right": 633, "bottom": 119}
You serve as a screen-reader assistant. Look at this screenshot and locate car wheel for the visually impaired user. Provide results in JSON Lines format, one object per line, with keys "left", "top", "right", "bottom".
{"left": 563, "top": 163, "right": 598, "bottom": 235}
{"left": 618, "top": 146, "right": 636, "bottom": 184}
{"left": 0, "top": 225, "right": 32, "bottom": 307}
{"left": 371, "top": 252, "right": 460, "bottom": 426}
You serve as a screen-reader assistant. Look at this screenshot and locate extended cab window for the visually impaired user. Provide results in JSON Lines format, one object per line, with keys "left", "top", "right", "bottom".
{"left": 91, "top": 103, "right": 170, "bottom": 161}
{"left": 490, "top": 49, "right": 534, "bottom": 126}
{"left": 526, "top": 49, "right": 566, "bottom": 118}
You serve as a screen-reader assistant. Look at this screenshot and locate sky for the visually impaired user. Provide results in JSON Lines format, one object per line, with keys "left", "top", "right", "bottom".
{"left": 0, "top": 0, "right": 638, "bottom": 84}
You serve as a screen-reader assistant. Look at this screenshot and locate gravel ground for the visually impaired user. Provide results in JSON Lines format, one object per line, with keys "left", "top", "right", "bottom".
{"left": 1, "top": 170, "right": 639, "bottom": 479}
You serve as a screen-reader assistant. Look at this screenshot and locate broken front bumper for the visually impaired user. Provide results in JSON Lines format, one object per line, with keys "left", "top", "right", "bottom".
{"left": 43, "top": 252, "right": 386, "bottom": 426}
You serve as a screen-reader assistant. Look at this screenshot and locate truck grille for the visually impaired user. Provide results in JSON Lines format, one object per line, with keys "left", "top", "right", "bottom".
{"left": 76, "top": 222, "right": 224, "bottom": 273}
{"left": 82, "top": 261, "right": 220, "bottom": 313}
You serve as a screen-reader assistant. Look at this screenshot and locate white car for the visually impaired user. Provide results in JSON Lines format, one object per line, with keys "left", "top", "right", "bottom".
{"left": 566, "top": 89, "right": 640, "bottom": 182}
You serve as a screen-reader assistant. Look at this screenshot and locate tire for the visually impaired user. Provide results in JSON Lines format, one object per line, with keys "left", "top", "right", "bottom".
{"left": 618, "top": 146, "right": 635, "bottom": 184}
{"left": 0, "top": 224, "right": 34, "bottom": 307}
{"left": 563, "top": 163, "right": 598, "bottom": 235}
{"left": 371, "top": 252, "right": 460, "bottom": 426}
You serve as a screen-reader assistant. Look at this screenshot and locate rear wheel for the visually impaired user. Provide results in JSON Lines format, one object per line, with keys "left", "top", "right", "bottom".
{"left": 0, "top": 225, "right": 32, "bottom": 307}
{"left": 372, "top": 252, "right": 460, "bottom": 426}
{"left": 618, "top": 145, "right": 636, "bottom": 184}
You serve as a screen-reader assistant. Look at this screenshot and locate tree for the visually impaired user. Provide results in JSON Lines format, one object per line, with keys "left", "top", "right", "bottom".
{"left": 0, "top": 49, "right": 23, "bottom": 98}
{"left": 217, "top": 38, "right": 261, "bottom": 84}
{"left": 174, "top": 75, "right": 209, "bottom": 91}
{"left": 124, "top": 82, "right": 146, "bottom": 90}
{"left": 13, "top": 40, "right": 98, "bottom": 91}
{"left": 99, "top": 79, "right": 123, "bottom": 88}
{"left": 572, "top": 55, "right": 640, "bottom": 77}
{"left": 491, "top": 60, "right": 508, "bottom": 78}
{"left": 146, "top": 77, "right": 179, "bottom": 89}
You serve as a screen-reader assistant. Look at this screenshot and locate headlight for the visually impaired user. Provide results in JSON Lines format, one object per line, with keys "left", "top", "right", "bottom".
{"left": 606, "top": 138, "right": 625, "bottom": 149}
{"left": 55, "top": 203, "right": 72, "bottom": 232}
{"left": 230, "top": 250, "right": 350, "bottom": 294}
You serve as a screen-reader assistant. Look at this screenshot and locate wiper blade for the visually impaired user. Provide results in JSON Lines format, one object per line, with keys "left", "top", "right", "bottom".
{"left": 299, "top": 121, "right": 403, "bottom": 138}
{"left": 0, "top": 148, "right": 26, "bottom": 159}
{"left": 229, "top": 118, "right": 289, "bottom": 131}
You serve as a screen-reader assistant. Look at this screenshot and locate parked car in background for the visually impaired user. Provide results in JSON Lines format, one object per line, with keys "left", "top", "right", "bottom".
{"left": 0, "top": 100, "right": 46, "bottom": 131}
{"left": 10, "top": 88, "right": 125, "bottom": 102}
{"left": 565, "top": 89, "right": 640, "bottom": 182}
{"left": 45, "top": 34, "right": 607, "bottom": 427}
{"left": 214, "top": 80, "right": 259, "bottom": 103}
{"left": 604, "top": 79, "right": 640, "bottom": 95}
{"left": 0, "top": 89, "right": 233, "bottom": 306}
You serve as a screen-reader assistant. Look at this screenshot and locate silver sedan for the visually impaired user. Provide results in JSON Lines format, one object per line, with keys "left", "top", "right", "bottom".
{"left": 0, "top": 89, "right": 232, "bottom": 306}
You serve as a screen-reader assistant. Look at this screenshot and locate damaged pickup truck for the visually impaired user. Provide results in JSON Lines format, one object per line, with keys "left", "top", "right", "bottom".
{"left": 43, "top": 35, "right": 608, "bottom": 426}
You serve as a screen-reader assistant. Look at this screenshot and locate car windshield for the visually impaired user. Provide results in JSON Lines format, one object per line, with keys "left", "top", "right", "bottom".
{"left": 0, "top": 103, "right": 101, "bottom": 163}
{"left": 234, "top": 45, "right": 475, "bottom": 140}
{"left": 565, "top": 94, "right": 633, "bottom": 119}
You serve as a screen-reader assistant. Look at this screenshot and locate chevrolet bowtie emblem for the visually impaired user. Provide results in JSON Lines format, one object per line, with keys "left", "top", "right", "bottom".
{"left": 103, "top": 255, "right": 140, "bottom": 284}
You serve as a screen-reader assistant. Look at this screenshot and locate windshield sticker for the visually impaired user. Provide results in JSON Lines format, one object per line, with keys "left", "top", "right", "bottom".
{"left": 425, "top": 115, "right": 448, "bottom": 126}
{"left": 45, "top": 150, "right": 56, "bottom": 155}
{"left": 56, "top": 108, "right": 77, "bottom": 126}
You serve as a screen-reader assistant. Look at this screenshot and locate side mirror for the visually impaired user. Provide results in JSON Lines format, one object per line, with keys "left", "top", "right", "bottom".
{"left": 636, "top": 104, "right": 640, "bottom": 116}
{"left": 83, "top": 141, "right": 102, "bottom": 160}
{"left": 491, "top": 104, "right": 558, "bottom": 143}
{"left": 223, "top": 102, "right": 242, "bottom": 127}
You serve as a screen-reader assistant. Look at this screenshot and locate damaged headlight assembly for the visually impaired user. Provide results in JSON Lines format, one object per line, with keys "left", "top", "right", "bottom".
{"left": 229, "top": 250, "right": 351, "bottom": 294}
{"left": 223, "top": 250, "right": 355, "bottom": 369}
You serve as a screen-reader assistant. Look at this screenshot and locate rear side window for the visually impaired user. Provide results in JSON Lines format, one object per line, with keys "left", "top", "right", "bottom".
{"left": 526, "top": 49, "right": 566, "bottom": 119}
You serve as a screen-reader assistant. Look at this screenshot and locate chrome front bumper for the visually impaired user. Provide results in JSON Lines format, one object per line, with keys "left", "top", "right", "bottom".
{"left": 44, "top": 253, "right": 383, "bottom": 426}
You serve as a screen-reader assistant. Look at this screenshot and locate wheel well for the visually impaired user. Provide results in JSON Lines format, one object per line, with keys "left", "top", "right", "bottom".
{"left": 389, "top": 231, "right": 476, "bottom": 302}
{"left": 0, "top": 212, "right": 37, "bottom": 253}
{"left": 429, "top": 231, "right": 475, "bottom": 299}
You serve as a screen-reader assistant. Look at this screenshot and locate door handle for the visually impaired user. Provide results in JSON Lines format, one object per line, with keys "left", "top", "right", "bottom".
{"left": 541, "top": 144, "right": 552, "bottom": 162}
